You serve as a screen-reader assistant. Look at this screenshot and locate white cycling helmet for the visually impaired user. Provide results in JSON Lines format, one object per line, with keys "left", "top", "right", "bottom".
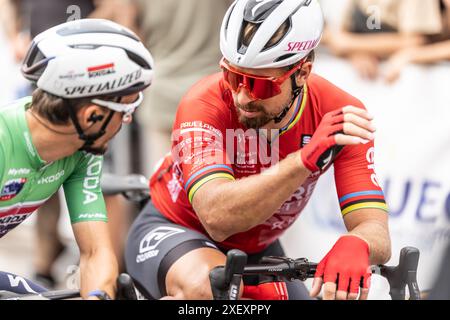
{"left": 220, "top": 0, "right": 324, "bottom": 69}
{"left": 22, "top": 19, "right": 154, "bottom": 99}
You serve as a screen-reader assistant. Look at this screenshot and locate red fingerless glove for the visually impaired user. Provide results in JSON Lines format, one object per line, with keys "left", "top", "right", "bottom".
{"left": 243, "top": 282, "right": 289, "bottom": 300}
{"left": 300, "top": 109, "right": 344, "bottom": 172}
{"left": 315, "top": 235, "right": 371, "bottom": 293}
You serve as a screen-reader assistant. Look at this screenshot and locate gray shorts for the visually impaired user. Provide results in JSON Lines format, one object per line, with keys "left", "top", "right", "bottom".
{"left": 125, "top": 201, "right": 311, "bottom": 300}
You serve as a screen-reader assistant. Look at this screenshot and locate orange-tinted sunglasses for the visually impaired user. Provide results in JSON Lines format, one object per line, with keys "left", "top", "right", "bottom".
{"left": 220, "top": 58, "right": 304, "bottom": 100}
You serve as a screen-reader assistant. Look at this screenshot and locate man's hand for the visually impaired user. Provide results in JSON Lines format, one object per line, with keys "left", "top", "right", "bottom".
{"left": 383, "top": 48, "right": 414, "bottom": 84}
{"left": 349, "top": 53, "right": 380, "bottom": 80}
{"left": 300, "top": 106, "right": 376, "bottom": 172}
{"left": 310, "top": 235, "right": 371, "bottom": 300}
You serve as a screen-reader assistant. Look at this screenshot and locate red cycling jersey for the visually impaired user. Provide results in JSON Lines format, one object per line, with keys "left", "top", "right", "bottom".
{"left": 150, "top": 73, "right": 388, "bottom": 254}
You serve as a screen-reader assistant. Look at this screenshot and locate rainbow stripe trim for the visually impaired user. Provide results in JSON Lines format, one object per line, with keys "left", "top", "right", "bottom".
{"left": 187, "top": 172, "right": 235, "bottom": 203}
{"left": 185, "top": 164, "right": 235, "bottom": 203}
{"left": 282, "top": 84, "right": 309, "bottom": 134}
{"left": 339, "top": 190, "right": 388, "bottom": 216}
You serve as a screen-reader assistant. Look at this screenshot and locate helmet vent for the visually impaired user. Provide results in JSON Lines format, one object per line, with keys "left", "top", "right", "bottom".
{"left": 243, "top": 0, "right": 283, "bottom": 23}
{"left": 237, "top": 21, "right": 256, "bottom": 55}
{"left": 21, "top": 43, "right": 50, "bottom": 82}
{"left": 126, "top": 50, "right": 152, "bottom": 70}
{"left": 70, "top": 44, "right": 101, "bottom": 50}
{"left": 224, "top": 2, "right": 237, "bottom": 35}
{"left": 24, "top": 42, "right": 46, "bottom": 67}
{"left": 262, "top": 17, "right": 291, "bottom": 52}
{"left": 274, "top": 53, "right": 296, "bottom": 63}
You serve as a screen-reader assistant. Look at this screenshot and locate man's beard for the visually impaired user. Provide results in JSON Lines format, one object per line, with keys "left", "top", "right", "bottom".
{"left": 236, "top": 100, "right": 291, "bottom": 129}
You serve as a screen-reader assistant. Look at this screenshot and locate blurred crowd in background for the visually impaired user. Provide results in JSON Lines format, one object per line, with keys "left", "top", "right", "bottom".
{"left": 0, "top": 0, "right": 449, "bottom": 299}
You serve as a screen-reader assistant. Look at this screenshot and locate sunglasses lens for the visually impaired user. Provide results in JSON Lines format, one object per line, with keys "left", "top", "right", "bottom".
{"left": 222, "top": 65, "right": 282, "bottom": 100}
{"left": 251, "top": 78, "right": 281, "bottom": 100}
{"left": 223, "top": 69, "right": 242, "bottom": 91}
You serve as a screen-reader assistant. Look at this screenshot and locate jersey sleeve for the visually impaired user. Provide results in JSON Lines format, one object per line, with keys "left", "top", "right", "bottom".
{"left": 172, "top": 95, "right": 235, "bottom": 204}
{"left": 63, "top": 153, "right": 107, "bottom": 224}
{"left": 334, "top": 140, "right": 388, "bottom": 216}
{"left": 332, "top": 93, "right": 388, "bottom": 217}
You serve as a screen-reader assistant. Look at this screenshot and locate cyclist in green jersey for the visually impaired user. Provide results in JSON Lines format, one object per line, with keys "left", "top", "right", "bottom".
{"left": 0, "top": 19, "right": 154, "bottom": 299}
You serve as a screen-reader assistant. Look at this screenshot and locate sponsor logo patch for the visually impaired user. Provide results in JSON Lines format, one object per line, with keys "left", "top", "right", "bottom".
{"left": 286, "top": 38, "right": 320, "bottom": 52}
{"left": 0, "top": 212, "right": 32, "bottom": 238}
{"left": 7, "top": 168, "right": 31, "bottom": 176}
{"left": 301, "top": 134, "right": 312, "bottom": 147}
{"left": 37, "top": 170, "right": 65, "bottom": 185}
{"left": 64, "top": 69, "right": 142, "bottom": 96}
{"left": 0, "top": 178, "right": 26, "bottom": 201}
{"left": 59, "top": 71, "right": 85, "bottom": 80}
{"left": 136, "top": 227, "right": 185, "bottom": 263}
{"left": 88, "top": 63, "right": 116, "bottom": 78}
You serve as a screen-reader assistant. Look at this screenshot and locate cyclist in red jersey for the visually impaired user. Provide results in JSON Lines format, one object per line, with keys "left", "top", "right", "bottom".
{"left": 125, "top": 0, "right": 391, "bottom": 300}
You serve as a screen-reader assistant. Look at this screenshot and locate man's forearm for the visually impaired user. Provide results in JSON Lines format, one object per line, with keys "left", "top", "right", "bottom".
{"left": 349, "top": 220, "right": 391, "bottom": 265}
{"left": 332, "top": 32, "right": 425, "bottom": 58}
{"left": 79, "top": 249, "right": 118, "bottom": 299}
{"left": 194, "top": 151, "right": 310, "bottom": 241}
{"left": 409, "top": 40, "right": 450, "bottom": 64}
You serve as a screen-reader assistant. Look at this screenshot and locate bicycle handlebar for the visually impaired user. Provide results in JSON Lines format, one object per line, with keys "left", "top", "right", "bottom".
{"left": 210, "top": 246, "right": 421, "bottom": 300}
{"left": 243, "top": 257, "right": 317, "bottom": 282}
{"left": 372, "top": 246, "right": 420, "bottom": 300}
{"left": 210, "top": 249, "right": 247, "bottom": 300}
{"left": 116, "top": 273, "right": 139, "bottom": 300}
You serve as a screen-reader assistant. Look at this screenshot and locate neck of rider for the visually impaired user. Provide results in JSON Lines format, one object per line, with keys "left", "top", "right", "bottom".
{"left": 262, "top": 65, "right": 311, "bottom": 139}
{"left": 25, "top": 104, "right": 102, "bottom": 163}
{"left": 263, "top": 61, "right": 312, "bottom": 130}
{"left": 259, "top": 94, "right": 301, "bottom": 142}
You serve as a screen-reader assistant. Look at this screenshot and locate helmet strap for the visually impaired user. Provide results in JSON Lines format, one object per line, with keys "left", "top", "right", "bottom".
{"left": 64, "top": 100, "right": 115, "bottom": 150}
{"left": 272, "top": 72, "right": 303, "bottom": 124}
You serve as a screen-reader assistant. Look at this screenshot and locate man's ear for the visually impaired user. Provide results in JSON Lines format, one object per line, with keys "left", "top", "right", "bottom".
{"left": 79, "top": 105, "right": 106, "bottom": 127}
{"left": 296, "top": 61, "right": 313, "bottom": 86}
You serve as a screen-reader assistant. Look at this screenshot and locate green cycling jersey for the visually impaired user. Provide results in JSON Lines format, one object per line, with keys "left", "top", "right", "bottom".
{"left": 0, "top": 97, "right": 107, "bottom": 238}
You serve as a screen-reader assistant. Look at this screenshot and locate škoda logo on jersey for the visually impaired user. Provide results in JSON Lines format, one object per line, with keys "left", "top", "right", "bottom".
{"left": 87, "top": 63, "right": 116, "bottom": 78}
{"left": 0, "top": 178, "right": 27, "bottom": 201}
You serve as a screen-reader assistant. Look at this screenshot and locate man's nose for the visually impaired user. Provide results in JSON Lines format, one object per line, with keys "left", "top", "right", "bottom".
{"left": 236, "top": 86, "right": 257, "bottom": 106}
